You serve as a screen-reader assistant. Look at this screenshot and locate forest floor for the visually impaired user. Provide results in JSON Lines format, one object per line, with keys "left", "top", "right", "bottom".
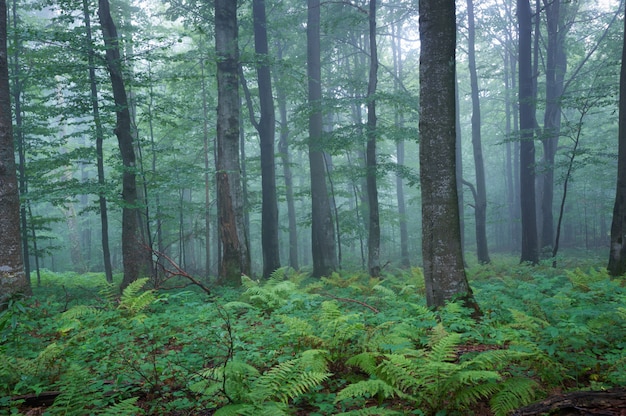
{"left": 1, "top": 252, "right": 625, "bottom": 415}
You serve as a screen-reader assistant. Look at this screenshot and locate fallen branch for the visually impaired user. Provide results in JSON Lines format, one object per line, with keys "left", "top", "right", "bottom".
{"left": 148, "top": 247, "right": 212, "bottom": 296}
{"left": 320, "top": 291, "right": 379, "bottom": 313}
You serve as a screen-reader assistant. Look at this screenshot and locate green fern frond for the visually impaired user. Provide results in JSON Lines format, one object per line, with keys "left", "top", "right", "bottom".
{"left": 98, "top": 281, "right": 119, "bottom": 304}
{"left": 372, "top": 285, "right": 397, "bottom": 300}
{"left": 241, "top": 275, "right": 259, "bottom": 290}
{"left": 509, "top": 309, "right": 550, "bottom": 331}
{"left": 299, "top": 349, "right": 330, "bottom": 373}
{"left": 460, "top": 348, "right": 533, "bottom": 370}
{"left": 119, "top": 290, "right": 155, "bottom": 315}
{"left": 428, "top": 332, "right": 462, "bottom": 363}
{"left": 490, "top": 377, "right": 538, "bottom": 416}
{"left": 376, "top": 354, "right": 425, "bottom": 393}
{"left": 253, "top": 358, "right": 330, "bottom": 404}
{"left": 214, "top": 403, "right": 253, "bottom": 416}
{"left": 335, "top": 379, "right": 399, "bottom": 403}
{"left": 346, "top": 352, "right": 379, "bottom": 376}
{"left": 320, "top": 300, "right": 342, "bottom": 321}
{"left": 453, "top": 380, "right": 501, "bottom": 408}
{"left": 98, "top": 397, "right": 143, "bottom": 416}
{"left": 453, "top": 369, "right": 501, "bottom": 385}
{"left": 62, "top": 304, "right": 101, "bottom": 321}
{"left": 33, "top": 342, "right": 64, "bottom": 373}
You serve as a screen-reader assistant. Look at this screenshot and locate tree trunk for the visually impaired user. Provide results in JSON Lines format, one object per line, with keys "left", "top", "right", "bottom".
{"left": 253, "top": 0, "right": 280, "bottom": 278}
{"left": 608, "top": 13, "right": 626, "bottom": 276}
{"left": 275, "top": 43, "right": 299, "bottom": 270}
{"left": 83, "top": 0, "right": 113, "bottom": 283}
{"left": 540, "top": 0, "right": 567, "bottom": 255}
{"left": 0, "top": 0, "right": 30, "bottom": 305}
{"left": 366, "top": 0, "right": 380, "bottom": 278}
{"left": 215, "top": 0, "right": 250, "bottom": 284}
{"left": 518, "top": 0, "right": 539, "bottom": 264}
{"left": 390, "top": 22, "right": 409, "bottom": 268}
{"left": 419, "top": 0, "right": 478, "bottom": 314}
{"left": 200, "top": 57, "right": 212, "bottom": 278}
{"left": 98, "top": 0, "right": 148, "bottom": 289}
{"left": 307, "top": 0, "right": 337, "bottom": 277}
{"left": 466, "top": 0, "right": 490, "bottom": 264}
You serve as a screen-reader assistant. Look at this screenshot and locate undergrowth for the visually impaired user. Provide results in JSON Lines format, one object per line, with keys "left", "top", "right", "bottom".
{"left": 0, "top": 260, "right": 624, "bottom": 415}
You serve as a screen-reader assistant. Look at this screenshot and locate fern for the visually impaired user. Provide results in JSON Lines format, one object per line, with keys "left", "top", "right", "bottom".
{"left": 98, "top": 397, "right": 144, "bottom": 416}
{"left": 334, "top": 379, "right": 400, "bottom": 403}
{"left": 119, "top": 277, "right": 154, "bottom": 315}
{"left": 489, "top": 377, "right": 539, "bottom": 416}
{"left": 334, "top": 408, "right": 402, "bottom": 416}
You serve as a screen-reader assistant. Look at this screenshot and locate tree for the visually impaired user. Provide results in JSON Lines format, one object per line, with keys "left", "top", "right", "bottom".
{"left": 608, "top": 9, "right": 626, "bottom": 276}
{"left": 215, "top": 0, "right": 250, "bottom": 284}
{"left": 518, "top": 0, "right": 539, "bottom": 264}
{"left": 0, "top": 0, "right": 29, "bottom": 305}
{"left": 419, "top": 0, "right": 478, "bottom": 312}
{"left": 252, "top": 0, "right": 280, "bottom": 279}
{"left": 83, "top": 0, "right": 113, "bottom": 284}
{"left": 466, "top": 0, "right": 490, "bottom": 264}
{"left": 366, "top": 0, "right": 380, "bottom": 277}
{"left": 307, "top": 0, "right": 337, "bottom": 277}
{"left": 99, "top": 0, "right": 149, "bottom": 288}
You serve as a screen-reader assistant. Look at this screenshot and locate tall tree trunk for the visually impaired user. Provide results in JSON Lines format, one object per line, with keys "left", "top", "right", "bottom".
{"left": 9, "top": 0, "right": 30, "bottom": 285}
{"left": 200, "top": 57, "right": 212, "bottom": 278}
{"left": 419, "top": 0, "right": 478, "bottom": 314}
{"left": 518, "top": 0, "right": 539, "bottom": 264}
{"left": 466, "top": 0, "right": 490, "bottom": 264}
{"left": 390, "top": 22, "right": 409, "bottom": 268}
{"left": 540, "top": 0, "right": 567, "bottom": 254}
{"left": 366, "top": 0, "right": 380, "bottom": 277}
{"left": 215, "top": 0, "right": 250, "bottom": 284}
{"left": 307, "top": 0, "right": 337, "bottom": 277}
{"left": 275, "top": 43, "right": 299, "bottom": 270}
{"left": 608, "top": 13, "right": 626, "bottom": 276}
{"left": 253, "top": 0, "right": 280, "bottom": 278}
{"left": 98, "top": 0, "right": 147, "bottom": 289}
{"left": 0, "top": 0, "right": 29, "bottom": 305}
{"left": 83, "top": 0, "right": 113, "bottom": 283}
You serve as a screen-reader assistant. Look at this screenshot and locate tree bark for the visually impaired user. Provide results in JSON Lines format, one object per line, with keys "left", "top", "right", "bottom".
{"left": 518, "top": 0, "right": 539, "bottom": 265}
{"left": 84, "top": 0, "right": 113, "bottom": 283}
{"left": 419, "top": 0, "right": 478, "bottom": 313}
{"left": 99, "top": 0, "right": 147, "bottom": 289}
{"left": 307, "top": 0, "right": 337, "bottom": 277}
{"left": 366, "top": 0, "right": 380, "bottom": 278}
{"left": 253, "top": 0, "right": 280, "bottom": 279}
{"left": 215, "top": 0, "right": 250, "bottom": 284}
{"left": 466, "top": 0, "right": 490, "bottom": 264}
{"left": 540, "top": 0, "right": 567, "bottom": 254}
{"left": 608, "top": 12, "right": 626, "bottom": 276}
{"left": 0, "top": 0, "right": 30, "bottom": 305}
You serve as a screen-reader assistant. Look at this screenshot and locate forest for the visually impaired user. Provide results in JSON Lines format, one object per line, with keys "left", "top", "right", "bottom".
{"left": 1, "top": 0, "right": 626, "bottom": 414}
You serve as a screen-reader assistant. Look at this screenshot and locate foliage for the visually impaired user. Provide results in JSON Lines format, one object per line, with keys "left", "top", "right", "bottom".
{"left": 1, "top": 263, "right": 625, "bottom": 414}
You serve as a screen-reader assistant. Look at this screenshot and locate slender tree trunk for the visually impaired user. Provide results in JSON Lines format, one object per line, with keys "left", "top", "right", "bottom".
{"left": 540, "top": 0, "right": 567, "bottom": 254}
{"left": 253, "top": 0, "right": 280, "bottom": 278}
{"left": 0, "top": 0, "right": 29, "bottom": 305}
{"left": 518, "top": 0, "right": 539, "bottom": 264}
{"left": 83, "top": 0, "right": 113, "bottom": 283}
{"left": 608, "top": 14, "right": 626, "bottom": 276}
{"left": 390, "top": 22, "right": 409, "bottom": 268}
{"left": 275, "top": 43, "right": 299, "bottom": 270}
{"left": 215, "top": 0, "right": 250, "bottom": 284}
{"left": 98, "top": 0, "right": 147, "bottom": 288}
{"left": 307, "top": 0, "right": 337, "bottom": 277}
{"left": 366, "top": 0, "right": 380, "bottom": 277}
{"left": 467, "top": 0, "right": 490, "bottom": 264}
{"left": 200, "top": 57, "right": 212, "bottom": 278}
{"left": 419, "top": 0, "right": 478, "bottom": 314}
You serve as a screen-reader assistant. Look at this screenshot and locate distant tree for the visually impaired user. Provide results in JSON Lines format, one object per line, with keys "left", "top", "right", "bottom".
{"left": 466, "top": 0, "right": 490, "bottom": 264}
{"left": 307, "top": 0, "right": 337, "bottom": 277}
{"left": 419, "top": 0, "right": 478, "bottom": 313}
{"left": 215, "top": 0, "right": 250, "bottom": 284}
{"left": 252, "top": 0, "right": 280, "bottom": 279}
{"left": 0, "top": 0, "right": 30, "bottom": 305}
{"left": 608, "top": 10, "right": 626, "bottom": 276}
{"left": 518, "top": 0, "right": 539, "bottom": 264}
{"left": 98, "top": 0, "right": 149, "bottom": 288}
